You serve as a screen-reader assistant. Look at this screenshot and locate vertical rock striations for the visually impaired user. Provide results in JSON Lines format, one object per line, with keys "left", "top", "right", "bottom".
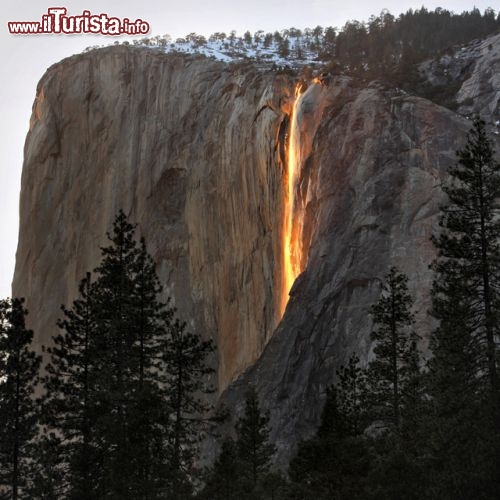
{"left": 14, "top": 46, "right": 295, "bottom": 391}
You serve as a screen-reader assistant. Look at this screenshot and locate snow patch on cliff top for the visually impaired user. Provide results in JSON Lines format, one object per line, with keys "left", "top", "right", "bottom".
{"left": 161, "top": 38, "right": 320, "bottom": 67}
{"left": 93, "top": 33, "right": 326, "bottom": 69}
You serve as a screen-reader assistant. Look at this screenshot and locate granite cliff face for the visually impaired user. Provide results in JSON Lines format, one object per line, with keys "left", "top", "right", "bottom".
{"left": 14, "top": 47, "right": 293, "bottom": 391}
{"left": 13, "top": 35, "right": 500, "bottom": 464}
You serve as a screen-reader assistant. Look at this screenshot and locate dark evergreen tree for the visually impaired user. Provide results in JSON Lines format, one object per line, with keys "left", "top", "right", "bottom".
{"left": 263, "top": 32, "right": 273, "bottom": 48}
{"left": 162, "top": 318, "right": 215, "bottom": 499}
{"left": 334, "top": 353, "right": 369, "bottom": 436}
{"left": 253, "top": 471, "right": 288, "bottom": 500}
{"left": 41, "top": 210, "right": 200, "bottom": 499}
{"left": 360, "top": 268, "right": 425, "bottom": 499}
{"left": 198, "top": 438, "right": 243, "bottom": 500}
{"left": 41, "top": 274, "right": 101, "bottom": 499}
{"left": 200, "top": 393, "right": 283, "bottom": 500}
{"left": 366, "top": 266, "right": 420, "bottom": 431}
{"left": 288, "top": 361, "right": 371, "bottom": 500}
{"left": 235, "top": 387, "right": 276, "bottom": 493}
{"left": 0, "top": 298, "right": 41, "bottom": 500}
{"left": 425, "top": 117, "right": 500, "bottom": 499}
{"left": 243, "top": 30, "right": 252, "bottom": 45}
{"left": 277, "top": 38, "right": 290, "bottom": 58}
{"left": 287, "top": 280, "right": 424, "bottom": 500}
{"left": 27, "top": 433, "right": 67, "bottom": 500}
{"left": 85, "top": 211, "right": 172, "bottom": 498}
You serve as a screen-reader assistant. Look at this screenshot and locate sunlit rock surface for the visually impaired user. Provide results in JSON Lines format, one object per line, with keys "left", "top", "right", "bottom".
{"left": 14, "top": 47, "right": 294, "bottom": 391}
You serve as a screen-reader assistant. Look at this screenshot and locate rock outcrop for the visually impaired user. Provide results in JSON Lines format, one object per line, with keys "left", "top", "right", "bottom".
{"left": 420, "top": 33, "right": 500, "bottom": 127}
{"left": 13, "top": 35, "right": 500, "bottom": 465}
{"left": 14, "top": 47, "right": 294, "bottom": 391}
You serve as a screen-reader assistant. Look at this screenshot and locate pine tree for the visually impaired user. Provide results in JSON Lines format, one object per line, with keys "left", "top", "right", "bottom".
{"left": 425, "top": 117, "right": 500, "bottom": 498}
{"left": 288, "top": 359, "right": 371, "bottom": 500}
{"left": 41, "top": 211, "right": 178, "bottom": 498}
{"left": 425, "top": 274, "right": 488, "bottom": 498}
{"left": 27, "top": 433, "right": 67, "bottom": 499}
{"left": 432, "top": 116, "right": 500, "bottom": 412}
{"left": 361, "top": 268, "right": 425, "bottom": 499}
{"left": 201, "top": 393, "right": 284, "bottom": 500}
{"left": 235, "top": 387, "right": 276, "bottom": 493}
{"left": 41, "top": 273, "right": 101, "bottom": 499}
{"left": 366, "top": 266, "right": 420, "bottom": 431}
{"left": 162, "top": 318, "right": 215, "bottom": 499}
{"left": 257, "top": 471, "right": 288, "bottom": 500}
{"left": 334, "top": 353, "right": 369, "bottom": 436}
{"left": 86, "top": 211, "right": 172, "bottom": 498}
{"left": 278, "top": 38, "right": 290, "bottom": 58}
{"left": 199, "top": 438, "right": 243, "bottom": 500}
{"left": 0, "top": 298, "right": 41, "bottom": 499}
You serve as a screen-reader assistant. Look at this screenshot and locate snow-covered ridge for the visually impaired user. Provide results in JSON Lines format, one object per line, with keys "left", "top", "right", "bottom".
{"left": 86, "top": 30, "right": 331, "bottom": 68}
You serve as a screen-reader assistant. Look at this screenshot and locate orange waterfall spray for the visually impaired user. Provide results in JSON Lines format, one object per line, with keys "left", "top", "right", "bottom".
{"left": 280, "top": 84, "right": 304, "bottom": 318}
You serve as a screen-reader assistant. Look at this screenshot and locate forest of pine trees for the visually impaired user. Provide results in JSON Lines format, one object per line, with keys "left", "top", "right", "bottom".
{"left": 1, "top": 118, "right": 500, "bottom": 498}
{"left": 118, "top": 7, "right": 500, "bottom": 106}
{"left": 1, "top": 212, "right": 216, "bottom": 498}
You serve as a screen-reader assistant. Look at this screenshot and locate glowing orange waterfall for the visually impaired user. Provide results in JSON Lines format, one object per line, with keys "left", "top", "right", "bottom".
{"left": 280, "top": 84, "right": 305, "bottom": 318}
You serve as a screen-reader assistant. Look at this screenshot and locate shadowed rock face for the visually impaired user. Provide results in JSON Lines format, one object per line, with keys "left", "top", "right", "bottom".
{"left": 13, "top": 39, "right": 499, "bottom": 465}
{"left": 218, "top": 79, "right": 476, "bottom": 465}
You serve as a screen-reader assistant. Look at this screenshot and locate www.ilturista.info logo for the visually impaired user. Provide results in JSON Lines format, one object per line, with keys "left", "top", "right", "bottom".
{"left": 8, "top": 7, "right": 150, "bottom": 35}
